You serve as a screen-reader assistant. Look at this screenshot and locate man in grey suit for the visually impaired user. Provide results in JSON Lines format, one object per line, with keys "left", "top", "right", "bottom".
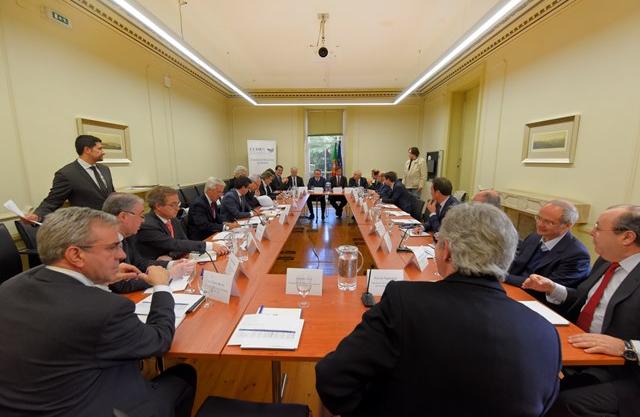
{"left": 0, "top": 207, "right": 196, "bottom": 417}
{"left": 25, "top": 135, "right": 115, "bottom": 222}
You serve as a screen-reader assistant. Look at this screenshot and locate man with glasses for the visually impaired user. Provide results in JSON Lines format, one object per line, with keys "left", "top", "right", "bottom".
{"left": 137, "top": 186, "right": 228, "bottom": 260}
{"left": 524, "top": 205, "right": 640, "bottom": 417}
{"left": 0, "top": 207, "right": 196, "bottom": 417}
{"left": 505, "top": 200, "right": 591, "bottom": 299}
{"left": 102, "top": 192, "right": 195, "bottom": 293}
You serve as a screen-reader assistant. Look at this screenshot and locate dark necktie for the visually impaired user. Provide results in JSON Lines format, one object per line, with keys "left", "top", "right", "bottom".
{"left": 210, "top": 201, "right": 217, "bottom": 220}
{"left": 240, "top": 195, "right": 246, "bottom": 211}
{"left": 293, "top": 177, "right": 297, "bottom": 187}
{"left": 89, "top": 166, "right": 108, "bottom": 193}
{"left": 576, "top": 262, "right": 620, "bottom": 331}
{"left": 524, "top": 242, "right": 547, "bottom": 275}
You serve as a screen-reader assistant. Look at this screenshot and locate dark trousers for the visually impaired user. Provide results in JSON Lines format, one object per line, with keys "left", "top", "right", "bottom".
{"left": 546, "top": 369, "right": 620, "bottom": 417}
{"left": 328, "top": 196, "right": 347, "bottom": 216}
{"left": 307, "top": 195, "right": 326, "bottom": 218}
{"left": 150, "top": 364, "right": 197, "bottom": 417}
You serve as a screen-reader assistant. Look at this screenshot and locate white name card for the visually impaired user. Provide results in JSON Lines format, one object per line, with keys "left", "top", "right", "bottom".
{"left": 381, "top": 232, "right": 393, "bottom": 253}
{"left": 313, "top": 187, "right": 323, "bottom": 194}
{"left": 225, "top": 253, "right": 241, "bottom": 278}
{"left": 344, "top": 187, "right": 353, "bottom": 194}
{"left": 367, "top": 269, "right": 404, "bottom": 296}
{"left": 278, "top": 210, "right": 288, "bottom": 225}
{"left": 298, "top": 186, "right": 307, "bottom": 195}
{"left": 363, "top": 201, "right": 370, "bottom": 217}
{"left": 375, "top": 220, "right": 386, "bottom": 237}
{"left": 407, "top": 246, "right": 432, "bottom": 271}
{"left": 247, "top": 230, "right": 261, "bottom": 255}
{"left": 283, "top": 204, "right": 292, "bottom": 216}
{"left": 285, "top": 268, "right": 323, "bottom": 296}
{"left": 202, "top": 270, "right": 240, "bottom": 304}
{"left": 333, "top": 187, "right": 343, "bottom": 193}
{"left": 255, "top": 223, "right": 270, "bottom": 241}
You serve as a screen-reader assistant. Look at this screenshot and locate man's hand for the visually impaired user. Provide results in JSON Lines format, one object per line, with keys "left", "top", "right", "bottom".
{"left": 568, "top": 333, "right": 625, "bottom": 356}
{"left": 522, "top": 274, "right": 555, "bottom": 293}
{"left": 212, "top": 243, "right": 229, "bottom": 255}
{"left": 142, "top": 265, "right": 170, "bottom": 286}
{"left": 412, "top": 225, "right": 424, "bottom": 234}
{"left": 169, "top": 259, "right": 195, "bottom": 278}
{"left": 21, "top": 213, "right": 40, "bottom": 224}
{"left": 283, "top": 177, "right": 289, "bottom": 184}
{"left": 115, "top": 263, "right": 142, "bottom": 282}
{"left": 426, "top": 200, "right": 437, "bottom": 214}
{"left": 253, "top": 207, "right": 262, "bottom": 215}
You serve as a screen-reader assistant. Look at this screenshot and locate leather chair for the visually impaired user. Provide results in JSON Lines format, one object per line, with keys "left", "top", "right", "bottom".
{"left": 195, "top": 396, "right": 310, "bottom": 417}
{"left": 412, "top": 198, "right": 426, "bottom": 221}
{"left": 0, "top": 224, "right": 24, "bottom": 285}
{"left": 179, "top": 185, "right": 199, "bottom": 207}
{"left": 14, "top": 221, "right": 41, "bottom": 267}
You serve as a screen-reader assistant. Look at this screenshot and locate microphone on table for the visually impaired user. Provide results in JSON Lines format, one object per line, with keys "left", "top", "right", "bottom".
{"left": 396, "top": 225, "right": 412, "bottom": 252}
{"left": 361, "top": 268, "right": 375, "bottom": 308}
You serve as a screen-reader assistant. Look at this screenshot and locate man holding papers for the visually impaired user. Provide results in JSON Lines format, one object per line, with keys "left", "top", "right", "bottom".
{"left": 524, "top": 205, "right": 640, "bottom": 417}
{"left": 316, "top": 203, "right": 561, "bottom": 417}
{"left": 0, "top": 207, "right": 196, "bottom": 417}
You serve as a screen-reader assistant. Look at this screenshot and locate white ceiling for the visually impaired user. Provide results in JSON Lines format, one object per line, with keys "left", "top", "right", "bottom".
{"left": 135, "top": 0, "right": 503, "bottom": 90}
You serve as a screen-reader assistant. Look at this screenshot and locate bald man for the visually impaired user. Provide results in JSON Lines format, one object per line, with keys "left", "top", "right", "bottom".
{"left": 472, "top": 190, "right": 501, "bottom": 208}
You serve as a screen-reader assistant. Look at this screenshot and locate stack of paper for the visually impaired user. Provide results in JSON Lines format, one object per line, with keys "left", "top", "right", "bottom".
{"left": 143, "top": 275, "right": 190, "bottom": 293}
{"left": 212, "top": 231, "right": 233, "bottom": 241}
{"left": 386, "top": 210, "right": 411, "bottom": 217}
{"left": 519, "top": 301, "right": 570, "bottom": 325}
{"left": 190, "top": 251, "right": 218, "bottom": 263}
{"left": 135, "top": 293, "right": 204, "bottom": 328}
{"left": 408, "top": 230, "right": 430, "bottom": 237}
{"left": 391, "top": 218, "right": 421, "bottom": 225}
{"left": 237, "top": 216, "right": 262, "bottom": 226}
{"left": 257, "top": 195, "right": 275, "bottom": 208}
{"left": 228, "top": 314, "right": 304, "bottom": 350}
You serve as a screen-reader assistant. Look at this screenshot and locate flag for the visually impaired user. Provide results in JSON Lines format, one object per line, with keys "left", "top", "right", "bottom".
{"left": 337, "top": 140, "right": 343, "bottom": 170}
{"left": 331, "top": 142, "right": 339, "bottom": 176}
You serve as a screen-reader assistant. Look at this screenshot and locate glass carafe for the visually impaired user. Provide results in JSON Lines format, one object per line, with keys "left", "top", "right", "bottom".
{"left": 336, "top": 245, "right": 363, "bottom": 291}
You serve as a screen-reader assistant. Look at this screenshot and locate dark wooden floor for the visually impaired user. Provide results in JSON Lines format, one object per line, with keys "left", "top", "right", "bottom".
{"left": 163, "top": 206, "right": 372, "bottom": 416}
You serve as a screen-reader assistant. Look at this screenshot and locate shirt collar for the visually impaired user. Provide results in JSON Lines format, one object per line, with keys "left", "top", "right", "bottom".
{"left": 76, "top": 158, "right": 94, "bottom": 169}
{"left": 618, "top": 252, "right": 640, "bottom": 273}
{"left": 46, "top": 265, "right": 111, "bottom": 292}
{"left": 235, "top": 189, "right": 243, "bottom": 198}
{"left": 155, "top": 212, "right": 171, "bottom": 224}
{"left": 440, "top": 196, "right": 449, "bottom": 206}
{"left": 540, "top": 232, "right": 567, "bottom": 251}
{"left": 205, "top": 194, "right": 213, "bottom": 205}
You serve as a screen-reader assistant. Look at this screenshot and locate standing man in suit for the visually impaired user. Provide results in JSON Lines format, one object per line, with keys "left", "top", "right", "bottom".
{"left": 136, "top": 186, "right": 228, "bottom": 260}
{"left": 24, "top": 135, "right": 115, "bottom": 222}
{"left": 219, "top": 176, "right": 262, "bottom": 223}
{"left": 286, "top": 167, "right": 304, "bottom": 190}
{"left": 524, "top": 205, "right": 640, "bottom": 417}
{"left": 403, "top": 147, "right": 427, "bottom": 199}
{"left": 381, "top": 171, "right": 414, "bottom": 213}
{"left": 349, "top": 170, "right": 368, "bottom": 188}
{"left": 421, "top": 176, "right": 459, "bottom": 233}
{"left": 307, "top": 169, "right": 327, "bottom": 221}
{"left": 506, "top": 200, "right": 591, "bottom": 296}
{"left": 188, "top": 177, "right": 230, "bottom": 241}
{"left": 316, "top": 203, "right": 561, "bottom": 417}
{"left": 0, "top": 207, "right": 196, "bottom": 417}
{"left": 329, "top": 167, "right": 348, "bottom": 218}
{"left": 272, "top": 164, "right": 286, "bottom": 192}
{"left": 102, "top": 193, "right": 194, "bottom": 293}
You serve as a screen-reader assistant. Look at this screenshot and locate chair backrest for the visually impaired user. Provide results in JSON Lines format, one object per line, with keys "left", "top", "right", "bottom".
{"left": 453, "top": 190, "right": 467, "bottom": 202}
{"left": 179, "top": 186, "right": 199, "bottom": 206}
{"left": 412, "top": 198, "right": 426, "bottom": 221}
{"left": 194, "top": 183, "right": 205, "bottom": 196}
{"left": 14, "top": 221, "right": 38, "bottom": 250}
{"left": 0, "top": 224, "right": 24, "bottom": 285}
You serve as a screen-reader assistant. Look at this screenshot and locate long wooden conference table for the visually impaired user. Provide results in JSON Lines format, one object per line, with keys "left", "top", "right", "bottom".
{"left": 129, "top": 190, "right": 623, "bottom": 403}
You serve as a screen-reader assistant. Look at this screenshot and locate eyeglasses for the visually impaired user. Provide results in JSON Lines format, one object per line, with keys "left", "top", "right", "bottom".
{"left": 165, "top": 202, "right": 181, "bottom": 209}
{"left": 77, "top": 240, "right": 123, "bottom": 253}
{"left": 534, "top": 215, "right": 561, "bottom": 227}
{"left": 592, "top": 222, "right": 623, "bottom": 233}
{"left": 123, "top": 210, "right": 145, "bottom": 220}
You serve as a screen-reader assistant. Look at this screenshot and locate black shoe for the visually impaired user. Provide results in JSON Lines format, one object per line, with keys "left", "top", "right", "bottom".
{"left": 308, "top": 214, "right": 314, "bottom": 219}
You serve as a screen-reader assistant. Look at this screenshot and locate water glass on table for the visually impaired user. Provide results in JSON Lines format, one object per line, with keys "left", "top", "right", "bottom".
{"left": 296, "top": 277, "right": 312, "bottom": 308}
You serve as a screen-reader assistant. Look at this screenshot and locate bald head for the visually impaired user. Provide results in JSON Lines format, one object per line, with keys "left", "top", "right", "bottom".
{"left": 472, "top": 190, "right": 501, "bottom": 208}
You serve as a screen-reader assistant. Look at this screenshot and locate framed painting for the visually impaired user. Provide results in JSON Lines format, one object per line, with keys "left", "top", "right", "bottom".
{"left": 76, "top": 117, "right": 131, "bottom": 164}
{"left": 521, "top": 114, "right": 580, "bottom": 164}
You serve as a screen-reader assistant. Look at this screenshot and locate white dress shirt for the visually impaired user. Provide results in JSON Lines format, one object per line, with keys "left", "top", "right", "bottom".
{"left": 76, "top": 158, "right": 107, "bottom": 188}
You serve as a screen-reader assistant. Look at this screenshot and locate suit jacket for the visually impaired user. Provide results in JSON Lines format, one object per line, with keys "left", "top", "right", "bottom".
{"left": 258, "top": 182, "right": 276, "bottom": 199}
{"left": 376, "top": 183, "right": 391, "bottom": 198}
{"left": 381, "top": 181, "right": 414, "bottom": 213}
{"left": 315, "top": 274, "right": 561, "bottom": 417}
{"left": 423, "top": 195, "right": 459, "bottom": 232}
{"left": 0, "top": 266, "right": 175, "bottom": 417}
{"left": 136, "top": 212, "right": 205, "bottom": 260}
{"left": 286, "top": 175, "right": 304, "bottom": 189}
{"left": 307, "top": 176, "right": 327, "bottom": 189}
{"left": 35, "top": 160, "right": 115, "bottom": 218}
{"left": 562, "top": 257, "right": 640, "bottom": 417}
{"left": 187, "top": 194, "right": 223, "bottom": 241}
{"left": 245, "top": 190, "right": 260, "bottom": 209}
{"left": 272, "top": 175, "right": 285, "bottom": 191}
{"left": 223, "top": 177, "right": 241, "bottom": 193}
{"left": 506, "top": 232, "right": 590, "bottom": 288}
{"left": 109, "top": 235, "right": 168, "bottom": 293}
{"left": 219, "top": 190, "right": 252, "bottom": 222}
{"left": 329, "top": 175, "right": 348, "bottom": 188}
{"left": 349, "top": 177, "right": 368, "bottom": 188}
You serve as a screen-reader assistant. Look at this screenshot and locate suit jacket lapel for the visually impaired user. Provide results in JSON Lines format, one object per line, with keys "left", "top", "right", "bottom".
{"left": 535, "top": 233, "right": 571, "bottom": 270}
{"left": 73, "top": 160, "right": 104, "bottom": 194}
{"left": 570, "top": 260, "right": 610, "bottom": 315}
{"left": 602, "top": 263, "right": 640, "bottom": 332}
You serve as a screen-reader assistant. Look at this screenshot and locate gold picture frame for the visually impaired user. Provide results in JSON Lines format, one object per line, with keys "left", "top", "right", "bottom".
{"left": 521, "top": 114, "right": 580, "bottom": 165}
{"left": 76, "top": 117, "right": 131, "bottom": 164}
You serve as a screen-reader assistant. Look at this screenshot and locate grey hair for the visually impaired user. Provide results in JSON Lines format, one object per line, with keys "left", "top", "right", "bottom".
{"left": 102, "top": 192, "right": 143, "bottom": 215}
{"left": 37, "top": 207, "right": 118, "bottom": 265}
{"left": 609, "top": 204, "right": 640, "bottom": 246}
{"left": 249, "top": 174, "right": 261, "bottom": 182}
{"left": 473, "top": 190, "right": 501, "bottom": 208}
{"left": 204, "top": 177, "right": 225, "bottom": 192}
{"left": 547, "top": 199, "right": 579, "bottom": 225}
{"left": 438, "top": 203, "right": 519, "bottom": 280}
{"left": 233, "top": 165, "right": 248, "bottom": 176}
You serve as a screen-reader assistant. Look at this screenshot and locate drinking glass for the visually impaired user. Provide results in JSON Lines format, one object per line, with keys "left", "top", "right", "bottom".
{"left": 198, "top": 272, "right": 213, "bottom": 308}
{"left": 184, "top": 262, "right": 198, "bottom": 293}
{"left": 232, "top": 228, "right": 250, "bottom": 262}
{"left": 296, "top": 277, "right": 312, "bottom": 308}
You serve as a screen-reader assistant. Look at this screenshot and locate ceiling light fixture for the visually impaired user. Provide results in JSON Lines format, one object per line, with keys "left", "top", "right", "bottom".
{"left": 101, "top": 0, "right": 527, "bottom": 107}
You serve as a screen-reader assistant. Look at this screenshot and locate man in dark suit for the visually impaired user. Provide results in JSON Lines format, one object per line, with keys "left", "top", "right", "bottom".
{"left": 369, "top": 169, "right": 383, "bottom": 192}
{"left": 329, "top": 167, "right": 348, "bottom": 218}
{"left": 307, "top": 169, "right": 327, "bottom": 220}
{"left": 348, "top": 170, "right": 368, "bottom": 188}
{"left": 24, "top": 135, "right": 115, "bottom": 222}
{"left": 102, "top": 193, "right": 194, "bottom": 293}
{"left": 188, "top": 177, "right": 226, "bottom": 240}
{"left": 272, "top": 164, "right": 286, "bottom": 192}
{"left": 0, "top": 207, "right": 196, "bottom": 417}
{"left": 381, "top": 171, "right": 414, "bottom": 213}
{"left": 506, "top": 200, "right": 591, "bottom": 298}
{"left": 524, "top": 205, "right": 640, "bottom": 417}
{"left": 137, "top": 186, "right": 228, "bottom": 260}
{"left": 220, "top": 176, "right": 262, "bottom": 222}
{"left": 421, "top": 176, "right": 459, "bottom": 233}
{"left": 258, "top": 171, "right": 277, "bottom": 199}
{"left": 286, "top": 166, "right": 304, "bottom": 190}
{"left": 223, "top": 165, "right": 248, "bottom": 193}
{"left": 316, "top": 203, "right": 561, "bottom": 417}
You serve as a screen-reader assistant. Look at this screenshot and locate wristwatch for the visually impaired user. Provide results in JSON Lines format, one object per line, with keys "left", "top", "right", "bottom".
{"left": 623, "top": 340, "right": 638, "bottom": 361}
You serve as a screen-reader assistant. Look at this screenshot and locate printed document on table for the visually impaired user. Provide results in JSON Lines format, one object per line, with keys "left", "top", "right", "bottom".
{"left": 256, "top": 307, "right": 302, "bottom": 318}
{"left": 391, "top": 218, "right": 421, "bottom": 225}
{"left": 228, "top": 314, "right": 304, "bottom": 350}
{"left": 144, "top": 275, "right": 190, "bottom": 293}
{"left": 519, "top": 301, "right": 570, "bottom": 325}
{"left": 212, "top": 231, "right": 233, "bottom": 241}
{"left": 386, "top": 210, "right": 410, "bottom": 217}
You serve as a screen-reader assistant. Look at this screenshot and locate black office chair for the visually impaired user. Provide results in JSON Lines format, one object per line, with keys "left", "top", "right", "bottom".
{"left": 179, "top": 185, "right": 199, "bottom": 207}
{"left": 412, "top": 198, "right": 426, "bottom": 221}
{"left": 0, "top": 224, "right": 24, "bottom": 285}
{"left": 14, "top": 221, "right": 41, "bottom": 267}
{"left": 194, "top": 183, "right": 205, "bottom": 196}
{"left": 195, "top": 396, "right": 310, "bottom": 417}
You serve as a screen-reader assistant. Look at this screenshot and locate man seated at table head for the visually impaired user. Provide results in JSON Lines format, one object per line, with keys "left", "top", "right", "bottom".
{"left": 472, "top": 189, "right": 501, "bottom": 208}
{"left": 0, "top": 207, "right": 196, "bottom": 417}
{"left": 380, "top": 171, "right": 414, "bottom": 213}
{"left": 223, "top": 165, "right": 248, "bottom": 193}
{"left": 307, "top": 169, "right": 327, "bottom": 220}
{"left": 506, "top": 200, "right": 590, "bottom": 292}
{"left": 349, "top": 170, "right": 368, "bottom": 188}
{"left": 315, "top": 203, "right": 561, "bottom": 417}
{"left": 259, "top": 170, "right": 276, "bottom": 199}
{"left": 421, "top": 176, "right": 459, "bottom": 233}
{"left": 273, "top": 164, "right": 286, "bottom": 191}
{"left": 187, "top": 176, "right": 229, "bottom": 241}
{"left": 329, "top": 167, "right": 348, "bottom": 218}
{"left": 136, "top": 186, "right": 228, "bottom": 260}
{"left": 220, "top": 176, "right": 262, "bottom": 223}
{"left": 102, "top": 192, "right": 194, "bottom": 293}
{"left": 524, "top": 205, "right": 640, "bottom": 417}
{"left": 287, "top": 166, "right": 304, "bottom": 189}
